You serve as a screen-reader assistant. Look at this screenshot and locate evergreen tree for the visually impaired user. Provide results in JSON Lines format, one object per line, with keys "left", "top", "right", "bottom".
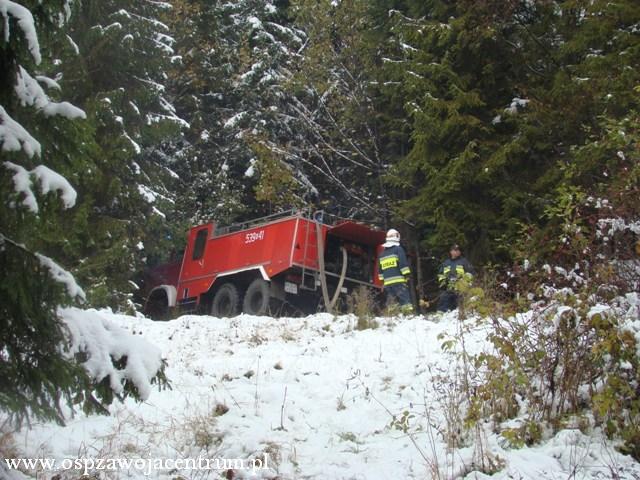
{"left": 1, "top": 0, "right": 168, "bottom": 426}
{"left": 165, "top": 0, "right": 308, "bottom": 225}
{"left": 53, "top": 0, "right": 186, "bottom": 307}
{"left": 381, "top": 0, "right": 640, "bottom": 264}
{"left": 0, "top": 0, "right": 87, "bottom": 423}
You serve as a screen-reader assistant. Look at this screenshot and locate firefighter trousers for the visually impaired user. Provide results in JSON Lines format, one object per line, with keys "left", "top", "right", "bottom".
{"left": 385, "top": 283, "right": 413, "bottom": 311}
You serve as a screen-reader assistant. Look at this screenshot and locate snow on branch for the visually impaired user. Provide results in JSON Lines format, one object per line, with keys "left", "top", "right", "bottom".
{"left": 0, "top": 0, "right": 41, "bottom": 64}
{"left": 15, "top": 67, "right": 86, "bottom": 119}
{"left": 4, "top": 161, "right": 78, "bottom": 213}
{"left": 597, "top": 217, "right": 640, "bottom": 237}
{"left": 144, "top": 1, "right": 172, "bottom": 10}
{"left": 35, "top": 74, "right": 61, "bottom": 90}
{"left": 3, "top": 161, "right": 37, "bottom": 211}
{"left": 0, "top": 234, "right": 85, "bottom": 301}
{"left": 32, "top": 164, "right": 77, "bottom": 207}
{"left": 504, "top": 97, "right": 530, "bottom": 115}
{"left": 0, "top": 105, "right": 41, "bottom": 157}
{"left": 113, "top": 8, "right": 169, "bottom": 32}
{"left": 37, "top": 253, "right": 86, "bottom": 300}
{"left": 60, "top": 308, "right": 164, "bottom": 401}
{"left": 146, "top": 113, "right": 190, "bottom": 129}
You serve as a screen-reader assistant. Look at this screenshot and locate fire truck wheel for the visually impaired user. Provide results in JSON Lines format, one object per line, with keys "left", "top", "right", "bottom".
{"left": 211, "top": 283, "right": 241, "bottom": 317}
{"left": 243, "top": 278, "right": 271, "bottom": 315}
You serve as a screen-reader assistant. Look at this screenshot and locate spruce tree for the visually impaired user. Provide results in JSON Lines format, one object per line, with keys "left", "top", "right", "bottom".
{"left": 52, "top": 0, "right": 186, "bottom": 307}
{"left": 379, "top": 0, "right": 639, "bottom": 263}
{"left": 1, "top": 0, "right": 167, "bottom": 426}
{"left": 0, "top": 0, "right": 96, "bottom": 425}
{"left": 166, "top": 0, "right": 307, "bottom": 224}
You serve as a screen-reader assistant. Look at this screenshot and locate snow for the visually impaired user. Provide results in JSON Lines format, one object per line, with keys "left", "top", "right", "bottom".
{"left": 0, "top": 0, "right": 41, "bottom": 64}
{"left": 129, "top": 101, "right": 140, "bottom": 115}
{"left": 247, "top": 16, "right": 263, "bottom": 30}
{"left": 245, "top": 158, "right": 257, "bottom": 178}
{"left": 15, "top": 67, "right": 86, "bottom": 119}
{"left": 224, "top": 111, "right": 247, "bottom": 128}
{"left": 587, "top": 304, "right": 611, "bottom": 319}
{"left": 31, "top": 165, "right": 77, "bottom": 208}
{"left": 153, "top": 35, "right": 174, "bottom": 55}
{"left": 147, "top": 1, "right": 172, "bottom": 10}
{"left": 619, "top": 293, "right": 640, "bottom": 357}
{"left": 504, "top": 97, "right": 530, "bottom": 115}
{"left": 241, "top": 62, "right": 264, "bottom": 82}
{"left": 114, "top": 9, "right": 169, "bottom": 32}
{"left": 9, "top": 310, "right": 640, "bottom": 479}
{"left": 146, "top": 113, "right": 190, "bottom": 129}
{"left": 3, "top": 162, "right": 77, "bottom": 213}
{"left": 36, "top": 254, "right": 85, "bottom": 300}
{"left": 598, "top": 218, "right": 640, "bottom": 237}
{"left": 59, "top": 308, "right": 163, "bottom": 401}
{"left": 3, "top": 161, "right": 38, "bottom": 211}
{"left": 65, "top": 34, "right": 79, "bottom": 55}
{"left": 124, "top": 132, "right": 142, "bottom": 154}
{"left": 152, "top": 206, "right": 166, "bottom": 218}
{"left": 35, "top": 75, "right": 61, "bottom": 91}
{"left": 138, "top": 184, "right": 158, "bottom": 203}
{"left": 0, "top": 105, "right": 41, "bottom": 157}
{"left": 401, "top": 42, "right": 418, "bottom": 52}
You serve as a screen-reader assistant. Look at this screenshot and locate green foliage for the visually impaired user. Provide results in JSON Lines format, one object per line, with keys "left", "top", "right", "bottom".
{"left": 468, "top": 145, "right": 640, "bottom": 456}
{"left": 389, "top": 410, "right": 415, "bottom": 434}
{"left": 473, "top": 286, "right": 640, "bottom": 458}
{"left": 57, "top": 1, "right": 185, "bottom": 308}
{"left": 0, "top": 1, "right": 170, "bottom": 426}
{"left": 164, "top": 0, "right": 303, "bottom": 225}
{"left": 0, "top": 240, "right": 85, "bottom": 426}
{"left": 377, "top": 0, "right": 640, "bottom": 267}
{"left": 0, "top": 0, "right": 86, "bottom": 426}
{"left": 500, "top": 422, "right": 542, "bottom": 450}
{"left": 249, "top": 137, "right": 305, "bottom": 209}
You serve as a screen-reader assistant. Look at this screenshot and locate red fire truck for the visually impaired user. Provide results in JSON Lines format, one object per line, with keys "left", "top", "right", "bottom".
{"left": 144, "top": 210, "right": 387, "bottom": 317}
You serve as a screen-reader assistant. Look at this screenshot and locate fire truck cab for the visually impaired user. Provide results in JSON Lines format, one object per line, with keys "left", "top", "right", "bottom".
{"left": 144, "top": 210, "right": 386, "bottom": 317}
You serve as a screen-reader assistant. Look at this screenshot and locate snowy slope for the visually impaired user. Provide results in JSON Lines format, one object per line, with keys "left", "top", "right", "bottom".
{"left": 8, "top": 310, "right": 640, "bottom": 479}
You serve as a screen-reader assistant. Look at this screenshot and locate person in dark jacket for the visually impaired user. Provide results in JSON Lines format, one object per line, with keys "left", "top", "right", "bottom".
{"left": 437, "top": 244, "right": 475, "bottom": 312}
{"left": 378, "top": 229, "right": 414, "bottom": 313}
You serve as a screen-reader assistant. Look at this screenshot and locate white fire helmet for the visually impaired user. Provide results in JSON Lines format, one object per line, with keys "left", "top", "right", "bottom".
{"left": 386, "top": 229, "right": 400, "bottom": 242}
{"left": 384, "top": 229, "right": 401, "bottom": 247}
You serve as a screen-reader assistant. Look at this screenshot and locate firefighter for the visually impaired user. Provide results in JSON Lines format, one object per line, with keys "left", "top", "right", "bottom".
{"left": 378, "top": 229, "right": 414, "bottom": 314}
{"left": 437, "top": 244, "right": 475, "bottom": 312}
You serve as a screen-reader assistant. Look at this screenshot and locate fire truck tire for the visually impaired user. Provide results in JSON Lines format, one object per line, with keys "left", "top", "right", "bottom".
{"left": 243, "top": 278, "right": 271, "bottom": 315}
{"left": 210, "top": 283, "right": 241, "bottom": 317}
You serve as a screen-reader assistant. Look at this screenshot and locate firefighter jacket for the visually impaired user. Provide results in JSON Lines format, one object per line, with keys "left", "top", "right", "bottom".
{"left": 438, "top": 256, "right": 474, "bottom": 289}
{"left": 378, "top": 244, "right": 411, "bottom": 286}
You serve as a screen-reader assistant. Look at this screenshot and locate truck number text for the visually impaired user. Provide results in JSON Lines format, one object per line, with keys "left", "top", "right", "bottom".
{"left": 245, "top": 230, "right": 265, "bottom": 244}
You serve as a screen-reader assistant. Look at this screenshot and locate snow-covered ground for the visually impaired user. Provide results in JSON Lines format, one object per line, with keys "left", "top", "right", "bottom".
{"left": 7, "top": 310, "right": 640, "bottom": 479}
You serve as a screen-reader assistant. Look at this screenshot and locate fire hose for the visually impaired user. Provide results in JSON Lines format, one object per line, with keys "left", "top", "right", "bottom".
{"left": 316, "top": 220, "right": 348, "bottom": 313}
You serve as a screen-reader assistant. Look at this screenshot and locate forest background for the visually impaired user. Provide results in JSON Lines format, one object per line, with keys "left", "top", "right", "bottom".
{"left": 2, "top": 0, "right": 638, "bottom": 310}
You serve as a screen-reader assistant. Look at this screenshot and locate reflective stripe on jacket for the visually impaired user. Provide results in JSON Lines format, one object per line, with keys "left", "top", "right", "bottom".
{"left": 378, "top": 245, "right": 411, "bottom": 286}
{"left": 438, "top": 257, "right": 474, "bottom": 287}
